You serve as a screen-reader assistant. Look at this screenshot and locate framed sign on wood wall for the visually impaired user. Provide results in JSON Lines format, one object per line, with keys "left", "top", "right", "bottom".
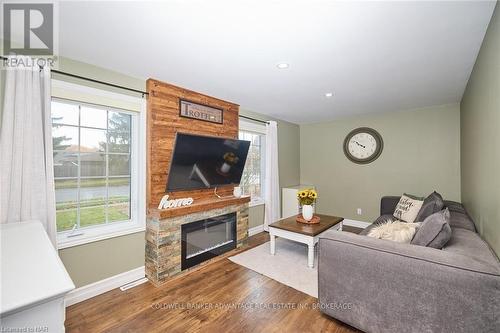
{"left": 179, "top": 99, "right": 223, "bottom": 124}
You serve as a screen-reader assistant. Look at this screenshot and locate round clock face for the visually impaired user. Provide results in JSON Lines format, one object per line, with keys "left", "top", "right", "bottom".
{"left": 343, "top": 127, "right": 383, "bottom": 164}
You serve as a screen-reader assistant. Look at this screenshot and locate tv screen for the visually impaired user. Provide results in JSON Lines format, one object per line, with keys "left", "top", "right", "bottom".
{"left": 166, "top": 133, "right": 251, "bottom": 191}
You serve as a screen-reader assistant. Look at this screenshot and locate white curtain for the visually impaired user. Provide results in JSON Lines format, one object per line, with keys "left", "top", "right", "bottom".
{"left": 264, "top": 120, "right": 280, "bottom": 231}
{"left": 0, "top": 57, "right": 57, "bottom": 247}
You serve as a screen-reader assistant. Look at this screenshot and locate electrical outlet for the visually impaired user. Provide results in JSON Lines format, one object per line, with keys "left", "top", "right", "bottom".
{"left": 357, "top": 208, "right": 362, "bottom": 215}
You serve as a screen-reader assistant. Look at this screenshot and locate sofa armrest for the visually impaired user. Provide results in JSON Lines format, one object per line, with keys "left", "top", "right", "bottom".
{"left": 380, "top": 196, "right": 400, "bottom": 216}
{"left": 318, "top": 231, "right": 500, "bottom": 333}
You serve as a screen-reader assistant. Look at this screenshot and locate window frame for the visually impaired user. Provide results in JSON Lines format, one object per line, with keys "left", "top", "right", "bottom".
{"left": 52, "top": 81, "right": 146, "bottom": 249}
{"left": 239, "top": 119, "right": 267, "bottom": 207}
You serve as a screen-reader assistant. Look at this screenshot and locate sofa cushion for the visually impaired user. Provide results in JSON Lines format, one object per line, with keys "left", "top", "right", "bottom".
{"left": 415, "top": 191, "right": 444, "bottom": 222}
{"left": 411, "top": 209, "right": 452, "bottom": 249}
{"left": 393, "top": 194, "right": 424, "bottom": 223}
{"left": 444, "top": 201, "right": 476, "bottom": 231}
{"left": 443, "top": 228, "right": 500, "bottom": 267}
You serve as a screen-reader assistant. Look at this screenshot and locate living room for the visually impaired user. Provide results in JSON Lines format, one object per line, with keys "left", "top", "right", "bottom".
{"left": 0, "top": 1, "right": 498, "bottom": 332}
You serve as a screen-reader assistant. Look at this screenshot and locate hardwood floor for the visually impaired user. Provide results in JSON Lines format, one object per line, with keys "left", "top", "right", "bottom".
{"left": 65, "top": 232, "right": 361, "bottom": 333}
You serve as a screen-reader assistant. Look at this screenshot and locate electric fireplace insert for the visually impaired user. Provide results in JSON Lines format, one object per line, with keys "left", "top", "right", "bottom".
{"left": 181, "top": 212, "right": 237, "bottom": 270}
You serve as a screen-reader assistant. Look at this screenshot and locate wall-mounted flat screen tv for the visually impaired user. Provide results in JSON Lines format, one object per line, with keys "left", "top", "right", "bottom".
{"left": 166, "top": 133, "right": 251, "bottom": 191}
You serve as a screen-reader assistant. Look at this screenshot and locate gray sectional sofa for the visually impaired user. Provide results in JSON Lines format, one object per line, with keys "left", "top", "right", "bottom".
{"left": 318, "top": 197, "right": 500, "bottom": 333}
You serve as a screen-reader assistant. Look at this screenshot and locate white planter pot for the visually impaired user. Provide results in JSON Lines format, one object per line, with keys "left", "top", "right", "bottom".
{"left": 221, "top": 162, "right": 231, "bottom": 173}
{"left": 302, "top": 205, "right": 314, "bottom": 221}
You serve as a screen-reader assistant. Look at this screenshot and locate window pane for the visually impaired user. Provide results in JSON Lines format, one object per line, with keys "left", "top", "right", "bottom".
{"left": 108, "top": 177, "right": 130, "bottom": 222}
{"left": 254, "top": 184, "right": 261, "bottom": 197}
{"left": 239, "top": 130, "right": 264, "bottom": 200}
{"left": 52, "top": 125, "right": 78, "bottom": 151}
{"left": 108, "top": 111, "right": 131, "bottom": 132}
{"left": 79, "top": 178, "right": 107, "bottom": 199}
{"left": 52, "top": 101, "right": 79, "bottom": 126}
{"left": 80, "top": 128, "right": 106, "bottom": 152}
{"left": 80, "top": 153, "right": 106, "bottom": 177}
{"left": 81, "top": 106, "right": 107, "bottom": 129}
{"left": 252, "top": 134, "right": 260, "bottom": 145}
{"left": 55, "top": 179, "right": 78, "bottom": 232}
{"left": 79, "top": 177, "right": 107, "bottom": 228}
{"left": 51, "top": 99, "right": 137, "bottom": 235}
{"left": 53, "top": 152, "right": 79, "bottom": 178}
{"left": 79, "top": 205, "right": 106, "bottom": 228}
{"left": 109, "top": 154, "right": 130, "bottom": 176}
{"left": 242, "top": 132, "right": 251, "bottom": 141}
{"left": 108, "top": 131, "right": 130, "bottom": 153}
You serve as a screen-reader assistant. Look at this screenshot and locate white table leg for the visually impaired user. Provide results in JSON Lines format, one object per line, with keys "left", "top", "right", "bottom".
{"left": 307, "top": 242, "right": 315, "bottom": 268}
{"left": 270, "top": 232, "right": 276, "bottom": 255}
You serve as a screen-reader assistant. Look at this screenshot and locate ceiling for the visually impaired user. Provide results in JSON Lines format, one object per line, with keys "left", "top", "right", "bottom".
{"left": 57, "top": 1, "right": 496, "bottom": 124}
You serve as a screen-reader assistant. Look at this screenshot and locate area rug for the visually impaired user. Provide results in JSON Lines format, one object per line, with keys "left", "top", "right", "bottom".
{"left": 229, "top": 238, "right": 318, "bottom": 297}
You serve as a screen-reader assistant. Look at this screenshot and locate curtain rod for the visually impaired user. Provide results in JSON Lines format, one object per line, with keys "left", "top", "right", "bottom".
{"left": 1, "top": 55, "right": 270, "bottom": 124}
{"left": 52, "top": 69, "right": 149, "bottom": 96}
{"left": 0, "top": 55, "right": 148, "bottom": 96}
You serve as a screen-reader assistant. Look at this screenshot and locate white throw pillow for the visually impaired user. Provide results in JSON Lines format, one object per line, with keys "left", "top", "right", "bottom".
{"left": 393, "top": 194, "right": 424, "bottom": 223}
{"left": 367, "top": 221, "right": 420, "bottom": 243}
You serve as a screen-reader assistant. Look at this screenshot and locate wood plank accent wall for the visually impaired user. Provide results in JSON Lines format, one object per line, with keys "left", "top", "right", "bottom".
{"left": 146, "top": 79, "right": 241, "bottom": 213}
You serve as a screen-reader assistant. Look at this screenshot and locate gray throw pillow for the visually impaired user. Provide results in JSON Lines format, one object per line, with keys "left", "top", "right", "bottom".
{"left": 411, "top": 208, "right": 451, "bottom": 249}
{"left": 415, "top": 191, "right": 444, "bottom": 222}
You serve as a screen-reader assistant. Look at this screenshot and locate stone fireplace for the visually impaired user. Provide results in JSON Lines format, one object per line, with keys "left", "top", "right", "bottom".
{"left": 146, "top": 202, "right": 249, "bottom": 285}
{"left": 145, "top": 79, "right": 250, "bottom": 286}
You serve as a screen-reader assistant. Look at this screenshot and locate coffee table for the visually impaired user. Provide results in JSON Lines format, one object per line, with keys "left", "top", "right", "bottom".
{"left": 268, "top": 214, "right": 344, "bottom": 268}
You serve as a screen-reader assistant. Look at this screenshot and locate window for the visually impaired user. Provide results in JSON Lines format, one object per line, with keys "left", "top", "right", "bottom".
{"left": 239, "top": 121, "right": 266, "bottom": 206}
{"left": 51, "top": 93, "right": 145, "bottom": 248}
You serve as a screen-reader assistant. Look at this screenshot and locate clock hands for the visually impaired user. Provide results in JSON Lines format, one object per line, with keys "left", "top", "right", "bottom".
{"left": 354, "top": 140, "right": 366, "bottom": 149}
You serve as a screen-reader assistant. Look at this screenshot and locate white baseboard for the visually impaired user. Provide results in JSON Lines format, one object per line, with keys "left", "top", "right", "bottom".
{"left": 65, "top": 266, "right": 145, "bottom": 307}
{"left": 342, "top": 219, "right": 370, "bottom": 229}
{"left": 248, "top": 224, "right": 265, "bottom": 236}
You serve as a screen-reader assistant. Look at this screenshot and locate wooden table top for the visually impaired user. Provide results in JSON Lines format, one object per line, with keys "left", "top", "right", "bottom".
{"left": 269, "top": 214, "right": 344, "bottom": 236}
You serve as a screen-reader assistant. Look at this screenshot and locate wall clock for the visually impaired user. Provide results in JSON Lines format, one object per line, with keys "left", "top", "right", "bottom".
{"left": 343, "top": 127, "right": 383, "bottom": 164}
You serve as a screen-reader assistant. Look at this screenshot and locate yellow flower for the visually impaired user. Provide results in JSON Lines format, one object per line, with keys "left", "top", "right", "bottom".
{"left": 299, "top": 191, "right": 307, "bottom": 198}
{"left": 308, "top": 191, "right": 317, "bottom": 199}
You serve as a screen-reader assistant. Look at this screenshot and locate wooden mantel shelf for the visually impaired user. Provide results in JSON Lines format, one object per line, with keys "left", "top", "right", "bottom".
{"left": 148, "top": 195, "right": 251, "bottom": 219}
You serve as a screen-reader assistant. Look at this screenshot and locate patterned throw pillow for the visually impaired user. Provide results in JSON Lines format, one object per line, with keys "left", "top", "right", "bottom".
{"left": 393, "top": 194, "right": 424, "bottom": 223}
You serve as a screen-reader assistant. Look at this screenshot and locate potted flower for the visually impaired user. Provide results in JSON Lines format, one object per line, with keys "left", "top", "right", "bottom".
{"left": 221, "top": 152, "right": 239, "bottom": 173}
{"left": 297, "top": 189, "right": 318, "bottom": 221}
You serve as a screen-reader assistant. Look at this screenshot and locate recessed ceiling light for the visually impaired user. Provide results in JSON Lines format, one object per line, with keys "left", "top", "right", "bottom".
{"left": 277, "top": 63, "right": 290, "bottom": 69}
{"left": 325, "top": 92, "right": 333, "bottom": 98}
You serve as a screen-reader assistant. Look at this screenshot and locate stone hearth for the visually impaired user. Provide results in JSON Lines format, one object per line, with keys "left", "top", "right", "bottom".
{"left": 145, "top": 203, "right": 249, "bottom": 285}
